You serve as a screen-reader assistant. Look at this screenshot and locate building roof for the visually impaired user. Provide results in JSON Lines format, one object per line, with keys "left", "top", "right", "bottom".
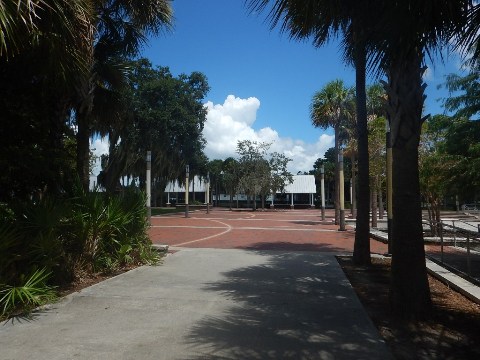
{"left": 165, "top": 176, "right": 207, "bottom": 193}
{"left": 164, "top": 174, "right": 316, "bottom": 194}
{"left": 284, "top": 175, "right": 316, "bottom": 194}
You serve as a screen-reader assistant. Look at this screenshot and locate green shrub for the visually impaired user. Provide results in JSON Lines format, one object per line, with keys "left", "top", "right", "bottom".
{"left": 0, "top": 187, "right": 157, "bottom": 314}
{"left": 0, "top": 268, "right": 57, "bottom": 317}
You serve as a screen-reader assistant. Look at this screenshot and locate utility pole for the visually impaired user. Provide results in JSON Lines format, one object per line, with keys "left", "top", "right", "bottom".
{"left": 206, "top": 172, "right": 210, "bottom": 214}
{"left": 386, "top": 119, "right": 393, "bottom": 253}
{"left": 146, "top": 151, "right": 151, "bottom": 225}
{"left": 339, "top": 150, "right": 346, "bottom": 231}
{"left": 320, "top": 165, "right": 325, "bottom": 221}
{"left": 185, "top": 165, "right": 189, "bottom": 218}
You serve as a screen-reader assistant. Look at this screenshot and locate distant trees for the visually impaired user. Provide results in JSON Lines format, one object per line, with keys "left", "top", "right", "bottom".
{"left": 236, "top": 140, "right": 293, "bottom": 210}
{"left": 0, "top": 1, "right": 174, "bottom": 200}
{"left": 207, "top": 141, "right": 292, "bottom": 209}
{"left": 311, "top": 80, "right": 354, "bottom": 224}
{"left": 98, "top": 59, "right": 210, "bottom": 197}
{"left": 248, "top": 0, "right": 478, "bottom": 319}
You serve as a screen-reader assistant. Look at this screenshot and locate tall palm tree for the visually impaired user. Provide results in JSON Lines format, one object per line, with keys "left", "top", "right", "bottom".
{"left": 248, "top": 0, "right": 475, "bottom": 319}
{"left": 0, "top": 1, "right": 94, "bottom": 197}
{"left": 310, "top": 80, "right": 353, "bottom": 225}
{"left": 247, "top": 0, "right": 374, "bottom": 266}
{"left": 366, "top": 84, "right": 387, "bottom": 225}
{"left": 0, "top": 0, "right": 93, "bottom": 70}
{"left": 75, "top": 0, "right": 173, "bottom": 190}
{"left": 341, "top": 94, "right": 358, "bottom": 217}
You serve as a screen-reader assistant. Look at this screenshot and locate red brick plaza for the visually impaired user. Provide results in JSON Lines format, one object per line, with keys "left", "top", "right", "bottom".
{"left": 149, "top": 208, "right": 388, "bottom": 254}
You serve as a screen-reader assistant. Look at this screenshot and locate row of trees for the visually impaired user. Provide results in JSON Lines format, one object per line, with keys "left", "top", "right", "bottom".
{"left": 310, "top": 77, "right": 480, "bottom": 230}
{"left": 207, "top": 141, "right": 293, "bottom": 209}
{"left": 97, "top": 58, "right": 209, "bottom": 196}
{"left": 0, "top": 1, "right": 203, "bottom": 317}
{"left": 0, "top": 0, "right": 175, "bottom": 201}
{"left": 248, "top": 0, "right": 479, "bottom": 319}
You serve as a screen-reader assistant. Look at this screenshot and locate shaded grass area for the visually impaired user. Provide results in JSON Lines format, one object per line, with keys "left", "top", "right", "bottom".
{"left": 338, "top": 256, "right": 480, "bottom": 359}
{"left": 151, "top": 207, "right": 185, "bottom": 216}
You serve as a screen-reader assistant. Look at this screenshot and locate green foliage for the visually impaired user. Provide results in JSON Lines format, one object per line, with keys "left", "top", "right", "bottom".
{"left": 236, "top": 140, "right": 292, "bottom": 207}
{"left": 99, "top": 59, "right": 210, "bottom": 194}
{"left": 442, "top": 62, "right": 479, "bottom": 120}
{"left": 0, "top": 189, "right": 156, "bottom": 316}
{"left": 0, "top": 268, "right": 57, "bottom": 317}
{"left": 420, "top": 115, "right": 480, "bottom": 203}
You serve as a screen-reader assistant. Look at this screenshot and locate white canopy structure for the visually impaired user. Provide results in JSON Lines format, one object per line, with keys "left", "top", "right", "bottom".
{"left": 163, "top": 174, "right": 316, "bottom": 208}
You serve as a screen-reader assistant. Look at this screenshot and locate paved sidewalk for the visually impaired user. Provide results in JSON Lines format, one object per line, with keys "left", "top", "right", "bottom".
{"left": 0, "top": 248, "right": 393, "bottom": 360}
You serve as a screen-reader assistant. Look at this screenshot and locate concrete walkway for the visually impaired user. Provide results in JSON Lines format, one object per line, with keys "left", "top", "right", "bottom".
{"left": 0, "top": 248, "right": 393, "bottom": 360}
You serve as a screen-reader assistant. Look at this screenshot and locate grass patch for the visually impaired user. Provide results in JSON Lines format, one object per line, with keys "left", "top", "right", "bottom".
{"left": 151, "top": 207, "right": 184, "bottom": 216}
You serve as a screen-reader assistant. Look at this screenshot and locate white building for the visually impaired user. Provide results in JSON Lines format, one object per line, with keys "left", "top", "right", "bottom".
{"left": 164, "top": 174, "right": 316, "bottom": 208}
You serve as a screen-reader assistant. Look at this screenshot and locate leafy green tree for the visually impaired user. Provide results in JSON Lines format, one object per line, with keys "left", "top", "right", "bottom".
{"left": 366, "top": 84, "right": 387, "bottom": 224}
{"left": 312, "top": 155, "right": 335, "bottom": 206}
{"left": 99, "top": 60, "right": 210, "bottom": 196}
{"left": 442, "top": 119, "right": 480, "bottom": 201}
{"left": 368, "top": 116, "right": 386, "bottom": 227}
{"left": 222, "top": 157, "right": 241, "bottom": 209}
{"left": 269, "top": 152, "right": 294, "bottom": 203}
{"left": 236, "top": 140, "right": 292, "bottom": 210}
{"left": 236, "top": 141, "right": 271, "bottom": 210}
{"left": 442, "top": 61, "right": 479, "bottom": 120}
{"left": 207, "top": 159, "right": 225, "bottom": 206}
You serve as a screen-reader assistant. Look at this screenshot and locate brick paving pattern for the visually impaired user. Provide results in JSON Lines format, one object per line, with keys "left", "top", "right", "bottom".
{"left": 149, "top": 208, "right": 388, "bottom": 254}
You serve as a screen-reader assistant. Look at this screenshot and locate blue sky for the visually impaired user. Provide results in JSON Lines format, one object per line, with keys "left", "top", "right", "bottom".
{"left": 135, "top": 0, "right": 464, "bottom": 173}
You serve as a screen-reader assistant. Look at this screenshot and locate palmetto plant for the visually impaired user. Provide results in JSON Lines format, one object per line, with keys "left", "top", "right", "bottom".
{"left": 0, "top": 268, "right": 57, "bottom": 317}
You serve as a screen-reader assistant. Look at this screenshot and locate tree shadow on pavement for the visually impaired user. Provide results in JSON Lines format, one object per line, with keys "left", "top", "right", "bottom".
{"left": 181, "top": 251, "right": 391, "bottom": 360}
{"left": 238, "top": 242, "right": 347, "bottom": 252}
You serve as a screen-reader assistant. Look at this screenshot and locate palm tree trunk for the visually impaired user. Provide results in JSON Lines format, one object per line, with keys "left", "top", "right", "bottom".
{"left": 351, "top": 154, "right": 357, "bottom": 217}
{"left": 353, "top": 42, "right": 371, "bottom": 265}
{"left": 378, "top": 176, "right": 384, "bottom": 220}
{"left": 76, "top": 112, "right": 91, "bottom": 191}
{"left": 386, "top": 49, "right": 432, "bottom": 319}
{"left": 371, "top": 177, "right": 378, "bottom": 228}
{"left": 334, "top": 124, "right": 340, "bottom": 225}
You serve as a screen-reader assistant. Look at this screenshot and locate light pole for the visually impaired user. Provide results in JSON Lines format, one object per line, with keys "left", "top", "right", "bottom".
{"left": 339, "top": 150, "right": 346, "bottom": 231}
{"left": 146, "top": 151, "right": 152, "bottom": 225}
{"left": 386, "top": 119, "right": 393, "bottom": 253}
{"left": 185, "top": 165, "right": 189, "bottom": 218}
{"left": 320, "top": 165, "right": 325, "bottom": 221}
{"left": 206, "top": 172, "right": 210, "bottom": 214}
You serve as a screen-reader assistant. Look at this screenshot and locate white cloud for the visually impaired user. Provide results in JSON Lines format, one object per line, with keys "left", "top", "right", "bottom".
{"left": 89, "top": 95, "right": 336, "bottom": 178}
{"left": 203, "top": 95, "right": 334, "bottom": 174}
{"left": 90, "top": 137, "right": 109, "bottom": 176}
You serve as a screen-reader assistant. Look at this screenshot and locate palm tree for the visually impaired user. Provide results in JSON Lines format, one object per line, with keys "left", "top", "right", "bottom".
{"left": 75, "top": 0, "right": 173, "bottom": 190}
{"left": 341, "top": 95, "right": 358, "bottom": 217}
{"left": 0, "top": 0, "right": 93, "bottom": 70}
{"left": 0, "top": 1, "right": 94, "bottom": 197}
{"left": 248, "top": 0, "right": 475, "bottom": 319}
{"left": 311, "top": 80, "right": 353, "bottom": 225}
{"left": 247, "top": 0, "right": 373, "bottom": 266}
{"left": 366, "top": 84, "right": 387, "bottom": 225}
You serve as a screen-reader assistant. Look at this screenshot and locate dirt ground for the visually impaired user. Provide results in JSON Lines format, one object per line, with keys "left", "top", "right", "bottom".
{"left": 338, "top": 256, "right": 480, "bottom": 360}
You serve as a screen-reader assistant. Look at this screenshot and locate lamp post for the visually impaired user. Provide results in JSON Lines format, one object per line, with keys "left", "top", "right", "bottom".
{"left": 206, "top": 172, "right": 210, "bottom": 214}
{"left": 386, "top": 119, "right": 393, "bottom": 253}
{"left": 339, "top": 150, "right": 346, "bottom": 231}
{"left": 146, "top": 151, "right": 152, "bottom": 225}
{"left": 320, "top": 165, "right": 325, "bottom": 221}
{"left": 185, "top": 165, "right": 189, "bottom": 218}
